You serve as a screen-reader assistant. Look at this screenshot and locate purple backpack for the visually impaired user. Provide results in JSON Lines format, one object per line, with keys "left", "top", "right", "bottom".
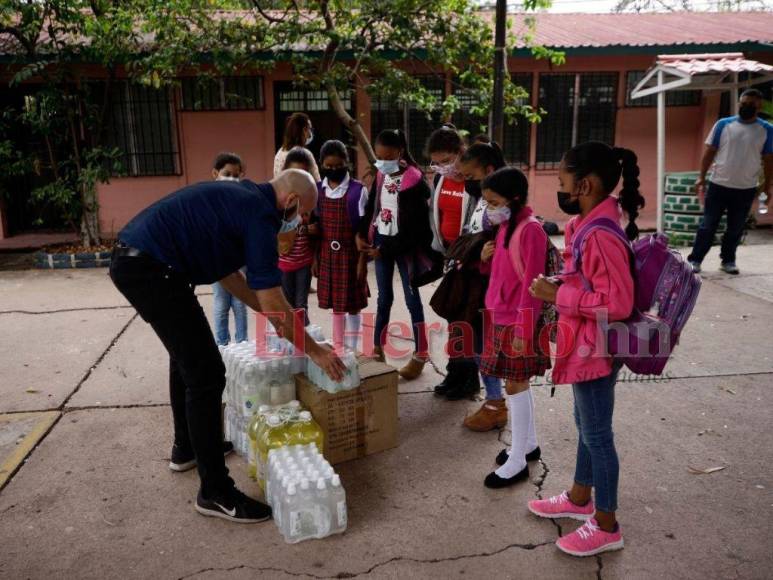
{"left": 572, "top": 217, "right": 701, "bottom": 375}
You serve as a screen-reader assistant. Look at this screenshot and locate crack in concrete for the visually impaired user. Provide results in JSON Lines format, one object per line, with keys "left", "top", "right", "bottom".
{"left": 63, "top": 402, "right": 170, "bottom": 413}
{"left": 176, "top": 540, "right": 555, "bottom": 580}
{"left": 596, "top": 554, "right": 604, "bottom": 580}
{"left": 0, "top": 305, "right": 133, "bottom": 315}
{"left": 0, "top": 313, "right": 139, "bottom": 492}
{"left": 532, "top": 457, "right": 563, "bottom": 538}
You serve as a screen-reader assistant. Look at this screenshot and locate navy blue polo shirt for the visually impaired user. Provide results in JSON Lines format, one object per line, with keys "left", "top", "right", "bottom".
{"left": 118, "top": 180, "right": 282, "bottom": 290}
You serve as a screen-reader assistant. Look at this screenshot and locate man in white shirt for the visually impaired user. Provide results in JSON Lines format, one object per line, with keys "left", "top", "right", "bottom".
{"left": 688, "top": 88, "right": 773, "bottom": 275}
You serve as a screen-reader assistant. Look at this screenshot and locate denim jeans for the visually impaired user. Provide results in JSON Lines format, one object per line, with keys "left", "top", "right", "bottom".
{"left": 212, "top": 281, "right": 248, "bottom": 346}
{"left": 688, "top": 181, "right": 757, "bottom": 265}
{"left": 110, "top": 252, "right": 232, "bottom": 497}
{"left": 281, "top": 265, "right": 312, "bottom": 326}
{"left": 374, "top": 248, "right": 428, "bottom": 354}
{"left": 572, "top": 363, "right": 622, "bottom": 513}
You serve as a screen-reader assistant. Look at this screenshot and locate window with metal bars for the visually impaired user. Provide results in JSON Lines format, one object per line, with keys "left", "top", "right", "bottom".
{"left": 277, "top": 87, "right": 352, "bottom": 112}
{"left": 98, "top": 81, "right": 180, "bottom": 177}
{"left": 370, "top": 76, "right": 446, "bottom": 166}
{"left": 502, "top": 73, "right": 533, "bottom": 168}
{"left": 536, "top": 72, "right": 618, "bottom": 170}
{"left": 625, "top": 71, "right": 701, "bottom": 108}
{"left": 180, "top": 76, "right": 265, "bottom": 111}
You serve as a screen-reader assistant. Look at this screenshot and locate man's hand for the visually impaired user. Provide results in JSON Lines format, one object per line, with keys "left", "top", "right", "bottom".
{"left": 696, "top": 176, "right": 707, "bottom": 205}
{"left": 529, "top": 274, "right": 559, "bottom": 304}
{"left": 481, "top": 240, "right": 495, "bottom": 263}
{"left": 308, "top": 342, "right": 346, "bottom": 382}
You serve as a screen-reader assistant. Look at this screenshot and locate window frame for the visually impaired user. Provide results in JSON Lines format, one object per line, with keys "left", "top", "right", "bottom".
{"left": 179, "top": 76, "right": 266, "bottom": 112}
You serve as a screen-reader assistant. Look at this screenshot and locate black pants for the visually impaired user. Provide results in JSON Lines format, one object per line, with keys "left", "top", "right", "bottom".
{"left": 688, "top": 181, "right": 757, "bottom": 265}
{"left": 110, "top": 252, "right": 231, "bottom": 496}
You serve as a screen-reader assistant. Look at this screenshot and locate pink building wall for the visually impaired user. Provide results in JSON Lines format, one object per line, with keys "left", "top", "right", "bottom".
{"left": 96, "top": 54, "right": 763, "bottom": 237}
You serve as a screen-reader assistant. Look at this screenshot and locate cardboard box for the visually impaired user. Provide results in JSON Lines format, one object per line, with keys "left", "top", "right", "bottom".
{"left": 295, "top": 359, "right": 398, "bottom": 465}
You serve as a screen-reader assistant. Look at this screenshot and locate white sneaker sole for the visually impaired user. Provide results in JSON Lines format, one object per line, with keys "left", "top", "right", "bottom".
{"left": 556, "top": 538, "right": 624, "bottom": 557}
{"left": 528, "top": 504, "right": 593, "bottom": 521}
{"left": 195, "top": 504, "right": 271, "bottom": 524}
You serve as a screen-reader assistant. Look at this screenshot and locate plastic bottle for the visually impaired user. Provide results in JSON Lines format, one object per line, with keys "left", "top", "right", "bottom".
{"left": 281, "top": 482, "right": 300, "bottom": 542}
{"left": 256, "top": 414, "right": 287, "bottom": 489}
{"left": 247, "top": 412, "right": 261, "bottom": 479}
{"left": 329, "top": 474, "right": 347, "bottom": 534}
{"left": 759, "top": 192, "right": 769, "bottom": 215}
{"left": 288, "top": 411, "right": 324, "bottom": 451}
{"left": 314, "top": 478, "right": 332, "bottom": 537}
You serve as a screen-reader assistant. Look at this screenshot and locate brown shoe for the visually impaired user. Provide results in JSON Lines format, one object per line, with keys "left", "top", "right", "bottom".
{"left": 372, "top": 346, "right": 385, "bottom": 363}
{"left": 463, "top": 400, "right": 507, "bottom": 432}
{"left": 398, "top": 355, "right": 426, "bottom": 380}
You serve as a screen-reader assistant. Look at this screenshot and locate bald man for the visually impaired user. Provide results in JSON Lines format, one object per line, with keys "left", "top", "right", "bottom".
{"left": 110, "top": 169, "right": 344, "bottom": 523}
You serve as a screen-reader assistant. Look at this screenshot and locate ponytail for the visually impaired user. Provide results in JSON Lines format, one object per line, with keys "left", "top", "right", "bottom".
{"left": 375, "top": 128, "right": 419, "bottom": 169}
{"left": 563, "top": 141, "right": 645, "bottom": 241}
{"left": 613, "top": 147, "right": 645, "bottom": 241}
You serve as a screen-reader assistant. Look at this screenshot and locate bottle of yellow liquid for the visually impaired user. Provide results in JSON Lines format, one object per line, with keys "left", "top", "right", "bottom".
{"left": 289, "top": 410, "right": 324, "bottom": 452}
{"left": 257, "top": 414, "right": 288, "bottom": 490}
{"left": 247, "top": 405, "right": 271, "bottom": 480}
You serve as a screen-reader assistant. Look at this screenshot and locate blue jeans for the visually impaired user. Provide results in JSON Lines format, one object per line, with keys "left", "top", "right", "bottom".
{"left": 281, "top": 265, "right": 312, "bottom": 326}
{"left": 212, "top": 281, "right": 248, "bottom": 346}
{"left": 572, "top": 363, "right": 622, "bottom": 513}
{"left": 688, "top": 181, "right": 756, "bottom": 265}
{"left": 374, "top": 249, "right": 428, "bottom": 354}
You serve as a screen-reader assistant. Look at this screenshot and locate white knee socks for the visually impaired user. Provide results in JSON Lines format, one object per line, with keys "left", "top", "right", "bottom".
{"left": 344, "top": 313, "right": 362, "bottom": 352}
{"left": 332, "top": 313, "right": 346, "bottom": 351}
{"left": 526, "top": 387, "right": 538, "bottom": 454}
{"left": 496, "top": 391, "right": 530, "bottom": 478}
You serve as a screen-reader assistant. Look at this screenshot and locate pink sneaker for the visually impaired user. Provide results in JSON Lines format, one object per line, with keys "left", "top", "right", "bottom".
{"left": 527, "top": 491, "right": 594, "bottom": 521}
{"left": 556, "top": 518, "right": 624, "bottom": 557}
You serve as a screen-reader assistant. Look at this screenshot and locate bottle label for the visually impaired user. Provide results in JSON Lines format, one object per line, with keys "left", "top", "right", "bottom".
{"left": 290, "top": 511, "right": 301, "bottom": 537}
{"left": 337, "top": 501, "right": 347, "bottom": 527}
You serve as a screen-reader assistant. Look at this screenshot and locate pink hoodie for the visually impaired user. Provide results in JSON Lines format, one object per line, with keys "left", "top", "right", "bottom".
{"left": 552, "top": 196, "right": 634, "bottom": 385}
{"left": 485, "top": 206, "right": 548, "bottom": 342}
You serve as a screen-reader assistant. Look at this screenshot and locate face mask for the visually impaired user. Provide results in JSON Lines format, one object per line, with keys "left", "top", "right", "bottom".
{"left": 738, "top": 104, "right": 757, "bottom": 121}
{"left": 305, "top": 129, "right": 314, "bottom": 146}
{"left": 465, "top": 179, "right": 482, "bottom": 198}
{"left": 279, "top": 212, "right": 301, "bottom": 234}
{"left": 486, "top": 205, "right": 511, "bottom": 225}
{"left": 216, "top": 175, "right": 239, "bottom": 182}
{"left": 432, "top": 161, "right": 457, "bottom": 177}
{"left": 322, "top": 167, "right": 348, "bottom": 183}
{"left": 557, "top": 190, "right": 581, "bottom": 215}
{"left": 375, "top": 159, "right": 400, "bottom": 175}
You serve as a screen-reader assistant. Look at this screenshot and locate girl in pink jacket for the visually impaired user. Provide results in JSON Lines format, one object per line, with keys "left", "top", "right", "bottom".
{"left": 478, "top": 167, "right": 551, "bottom": 489}
{"left": 528, "top": 141, "right": 644, "bottom": 558}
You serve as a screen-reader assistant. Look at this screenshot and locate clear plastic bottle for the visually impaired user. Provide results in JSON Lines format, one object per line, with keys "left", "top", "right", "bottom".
{"left": 759, "top": 192, "right": 769, "bottom": 215}
{"left": 314, "top": 478, "right": 332, "bottom": 537}
{"left": 329, "top": 474, "right": 347, "bottom": 534}
{"left": 256, "top": 414, "right": 287, "bottom": 489}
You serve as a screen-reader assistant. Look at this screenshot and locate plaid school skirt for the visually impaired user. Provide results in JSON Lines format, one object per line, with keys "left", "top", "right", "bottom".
{"left": 479, "top": 323, "right": 551, "bottom": 382}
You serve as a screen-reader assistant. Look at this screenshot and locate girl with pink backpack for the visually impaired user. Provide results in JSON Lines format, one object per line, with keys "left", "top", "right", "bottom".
{"left": 528, "top": 141, "right": 645, "bottom": 558}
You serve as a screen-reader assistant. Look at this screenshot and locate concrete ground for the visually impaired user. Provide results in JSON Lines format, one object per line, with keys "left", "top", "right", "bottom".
{"left": 1, "top": 233, "right": 772, "bottom": 580}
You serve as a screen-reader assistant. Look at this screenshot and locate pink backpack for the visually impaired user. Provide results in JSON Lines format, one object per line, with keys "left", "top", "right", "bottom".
{"left": 572, "top": 218, "right": 702, "bottom": 375}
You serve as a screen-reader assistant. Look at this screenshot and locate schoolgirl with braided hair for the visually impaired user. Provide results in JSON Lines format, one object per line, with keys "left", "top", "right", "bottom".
{"left": 527, "top": 141, "right": 645, "bottom": 558}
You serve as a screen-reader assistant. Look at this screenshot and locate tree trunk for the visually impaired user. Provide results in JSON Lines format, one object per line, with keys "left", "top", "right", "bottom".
{"left": 326, "top": 82, "right": 377, "bottom": 166}
{"left": 79, "top": 183, "right": 101, "bottom": 249}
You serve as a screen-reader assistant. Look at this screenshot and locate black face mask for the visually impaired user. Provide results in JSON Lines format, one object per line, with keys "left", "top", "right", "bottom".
{"left": 465, "top": 179, "right": 482, "bottom": 198}
{"left": 557, "top": 190, "right": 581, "bottom": 215}
{"left": 738, "top": 104, "right": 757, "bottom": 121}
{"left": 321, "top": 167, "right": 348, "bottom": 183}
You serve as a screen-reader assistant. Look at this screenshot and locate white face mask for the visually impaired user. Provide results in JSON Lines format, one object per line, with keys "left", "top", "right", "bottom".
{"left": 486, "top": 205, "right": 511, "bottom": 225}
{"left": 216, "top": 175, "right": 240, "bottom": 182}
{"left": 375, "top": 159, "right": 400, "bottom": 175}
{"left": 430, "top": 158, "right": 458, "bottom": 177}
{"left": 305, "top": 129, "right": 314, "bottom": 146}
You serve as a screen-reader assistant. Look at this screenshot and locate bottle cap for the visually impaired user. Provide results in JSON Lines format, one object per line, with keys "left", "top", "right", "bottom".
{"left": 258, "top": 405, "right": 270, "bottom": 413}
{"left": 267, "top": 414, "right": 281, "bottom": 427}
{"left": 287, "top": 483, "right": 296, "bottom": 495}
{"left": 288, "top": 400, "right": 301, "bottom": 409}
{"left": 317, "top": 478, "right": 326, "bottom": 490}
{"left": 299, "top": 411, "right": 312, "bottom": 421}
{"left": 300, "top": 478, "right": 309, "bottom": 490}
{"left": 331, "top": 474, "right": 341, "bottom": 486}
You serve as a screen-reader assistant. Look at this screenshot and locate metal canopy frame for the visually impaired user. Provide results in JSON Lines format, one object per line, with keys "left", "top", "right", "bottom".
{"left": 630, "top": 53, "right": 773, "bottom": 232}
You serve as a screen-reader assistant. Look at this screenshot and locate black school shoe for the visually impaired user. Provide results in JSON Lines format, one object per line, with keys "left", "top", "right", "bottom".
{"left": 196, "top": 487, "right": 272, "bottom": 523}
{"left": 169, "top": 441, "right": 235, "bottom": 472}
{"left": 433, "top": 368, "right": 467, "bottom": 396}
{"left": 495, "top": 446, "right": 542, "bottom": 466}
{"left": 484, "top": 465, "right": 530, "bottom": 489}
{"left": 444, "top": 372, "right": 481, "bottom": 401}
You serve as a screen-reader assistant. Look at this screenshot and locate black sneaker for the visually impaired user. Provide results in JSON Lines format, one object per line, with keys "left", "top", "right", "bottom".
{"left": 484, "top": 465, "right": 530, "bottom": 489}
{"left": 195, "top": 487, "right": 272, "bottom": 523}
{"left": 445, "top": 372, "right": 481, "bottom": 401}
{"left": 495, "top": 446, "right": 541, "bottom": 466}
{"left": 169, "top": 441, "right": 235, "bottom": 472}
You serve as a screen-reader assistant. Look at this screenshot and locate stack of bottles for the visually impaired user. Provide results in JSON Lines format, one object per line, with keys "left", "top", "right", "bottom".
{"left": 267, "top": 444, "right": 347, "bottom": 543}
{"left": 306, "top": 349, "right": 361, "bottom": 393}
{"left": 220, "top": 340, "right": 297, "bottom": 456}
